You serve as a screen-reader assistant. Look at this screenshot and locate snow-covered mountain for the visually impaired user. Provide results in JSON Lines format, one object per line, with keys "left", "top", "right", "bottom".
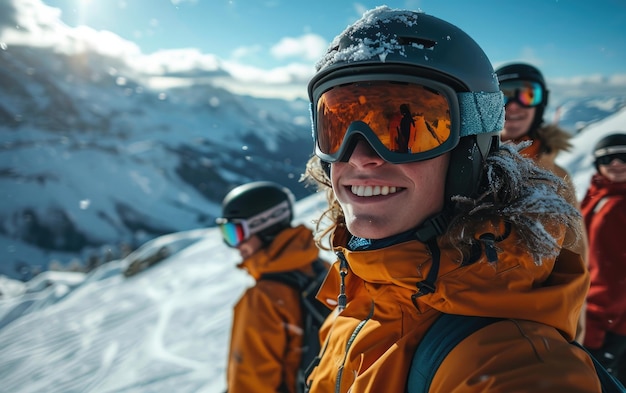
{"left": 0, "top": 44, "right": 315, "bottom": 280}
{"left": 555, "top": 95, "right": 626, "bottom": 134}
{"left": 0, "top": 1, "right": 624, "bottom": 281}
{"left": 0, "top": 107, "right": 624, "bottom": 393}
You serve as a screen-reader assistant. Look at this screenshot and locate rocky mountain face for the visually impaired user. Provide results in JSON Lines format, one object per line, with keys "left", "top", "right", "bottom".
{"left": 0, "top": 45, "right": 315, "bottom": 279}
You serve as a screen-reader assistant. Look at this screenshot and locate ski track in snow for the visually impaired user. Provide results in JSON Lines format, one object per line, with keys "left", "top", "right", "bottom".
{"left": 0, "top": 193, "right": 329, "bottom": 392}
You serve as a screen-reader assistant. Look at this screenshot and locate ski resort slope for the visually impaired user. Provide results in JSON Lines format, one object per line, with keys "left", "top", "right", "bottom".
{"left": 0, "top": 193, "right": 329, "bottom": 393}
{"left": 0, "top": 108, "right": 625, "bottom": 392}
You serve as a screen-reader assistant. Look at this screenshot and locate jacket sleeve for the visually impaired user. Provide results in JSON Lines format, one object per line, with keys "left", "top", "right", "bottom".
{"left": 227, "top": 280, "right": 303, "bottom": 393}
{"left": 430, "top": 319, "right": 601, "bottom": 392}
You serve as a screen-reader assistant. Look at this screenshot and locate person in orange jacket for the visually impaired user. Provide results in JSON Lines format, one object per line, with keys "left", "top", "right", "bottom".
{"left": 216, "top": 181, "right": 322, "bottom": 393}
{"left": 495, "top": 62, "right": 589, "bottom": 341}
{"left": 301, "top": 6, "right": 600, "bottom": 392}
{"left": 582, "top": 133, "right": 626, "bottom": 384}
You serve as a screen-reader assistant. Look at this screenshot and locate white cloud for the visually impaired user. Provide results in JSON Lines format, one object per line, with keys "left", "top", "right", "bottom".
{"left": 1, "top": 0, "right": 623, "bottom": 102}
{"left": 135, "top": 48, "right": 223, "bottom": 75}
{"left": 270, "top": 34, "right": 328, "bottom": 61}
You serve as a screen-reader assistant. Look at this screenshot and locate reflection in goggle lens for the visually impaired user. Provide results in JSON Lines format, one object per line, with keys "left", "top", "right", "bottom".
{"left": 500, "top": 80, "right": 543, "bottom": 107}
{"left": 315, "top": 81, "right": 452, "bottom": 162}
{"left": 596, "top": 153, "right": 626, "bottom": 166}
{"left": 218, "top": 220, "right": 248, "bottom": 247}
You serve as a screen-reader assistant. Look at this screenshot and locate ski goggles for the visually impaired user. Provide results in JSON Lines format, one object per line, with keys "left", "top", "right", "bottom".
{"left": 595, "top": 145, "right": 626, "bottom": 166}
{"left": 500, "top": 80, "right": 544, "bottom": 108}
{"left": 310, "top": 74, "right": 504, "bottom": 164}
{"left": 216, "top": 201, "right": 291, "bottom": 247}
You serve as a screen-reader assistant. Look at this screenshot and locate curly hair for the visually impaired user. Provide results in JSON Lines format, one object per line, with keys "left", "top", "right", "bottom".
{"left": 301, "top": 144, "right": 581, "bottom": 266}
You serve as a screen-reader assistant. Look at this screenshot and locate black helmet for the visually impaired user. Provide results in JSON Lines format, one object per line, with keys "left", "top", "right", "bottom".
{"left": 495, "top": 62, "right": 549, "bottom": 135}
{"left": 593, "top": 133, "right": 626, "bottom": 170}
{"left": 308, "top": 7, "right": 503, "bottom": 202}
{"left": 218, "top": 181, "right": 294, "bottom": 245}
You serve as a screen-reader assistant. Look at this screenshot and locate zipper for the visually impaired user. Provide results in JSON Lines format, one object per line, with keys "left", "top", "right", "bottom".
{"left": 333, "top": 250, "right": 374, "bottom": 393}
{"left": 335, "top": 301, "right": 375, "bottom": 393}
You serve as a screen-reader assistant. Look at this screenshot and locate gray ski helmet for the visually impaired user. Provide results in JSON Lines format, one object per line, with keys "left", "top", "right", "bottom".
{"left": 593, "top": 133, "right": 626, "bottom": 170}
{"left": 308, "top": 7, "right": 503, "bottom": 201}
{"left": 496, "top": 62, "right": 549, "bottom": 136}
{"left": 219, "top": 181, "right": 294, "bottom": 245}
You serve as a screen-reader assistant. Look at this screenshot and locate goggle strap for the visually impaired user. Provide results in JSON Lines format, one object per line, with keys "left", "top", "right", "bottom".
{"left": 458, "top": 91, "right": 504, "bottom": 136}
{"left": 245, "top": 200, "right": 291, "bottom": 235}
{"left": 595, "top": 145, "right": 626, "bottom": 157}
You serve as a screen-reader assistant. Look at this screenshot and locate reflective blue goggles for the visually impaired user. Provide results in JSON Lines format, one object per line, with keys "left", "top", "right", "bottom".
{"left": 216, "top": 201, "right": 291, "bottom": 247}
{"left": 500, "top": 80, "right": 544, "bottom": 108}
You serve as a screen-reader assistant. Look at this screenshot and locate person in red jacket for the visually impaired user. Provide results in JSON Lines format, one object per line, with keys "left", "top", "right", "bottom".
{"left": 216, "top": 181, "right": 323, "bottom": 393}
{"left": 582, "top": 133, "right": 626, "bottom": 384}
{"left": 301, "top": 6, "right": 600, "bottom": 392}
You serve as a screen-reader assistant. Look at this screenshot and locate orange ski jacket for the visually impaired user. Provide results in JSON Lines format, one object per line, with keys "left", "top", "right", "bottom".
{"left": 307, "top": 221, "right": 600, "bottom": 393}
{"left": 227, "top": 225, "right": 320, "bottom": 393}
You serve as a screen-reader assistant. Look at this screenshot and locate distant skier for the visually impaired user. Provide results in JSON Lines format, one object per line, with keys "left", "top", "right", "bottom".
{"left": 395, "top": 104, "right": 414, "bottom": 153}
{"left": 582, "top": 133, "right": 626, "bottom": 384}
{"left": 216, "top": 181, "right": 326, "bottom": 393}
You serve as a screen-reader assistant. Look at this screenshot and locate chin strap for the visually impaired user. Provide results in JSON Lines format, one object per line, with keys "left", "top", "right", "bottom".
{"left": 411, "top": 212, "right": 449, "bottom": 306}
{"left": 413, "top": 212, "right": 449, "bottom": 243}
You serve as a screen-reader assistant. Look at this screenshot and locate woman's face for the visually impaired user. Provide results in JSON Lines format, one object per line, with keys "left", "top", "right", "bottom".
{"left": 501, "top": 101, "right": 536, "bottom": 142}
{"left": 599, "top": 157, "right": 626, "bottom": 183}
{"left": 236, "top": 235, "right": 263, "bottom": 259}
{"left": 330, "top": 139, "right": 449, "bottom": 239}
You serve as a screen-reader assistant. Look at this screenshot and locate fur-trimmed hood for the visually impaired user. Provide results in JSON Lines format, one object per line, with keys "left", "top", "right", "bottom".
{"left": 537, "top": 123, "right": 573, "bottom": 154}
{"left": 520, "top": 123, "right": 573, "bottom": 165}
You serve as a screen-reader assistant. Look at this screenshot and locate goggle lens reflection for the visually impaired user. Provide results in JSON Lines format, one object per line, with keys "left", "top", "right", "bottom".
{"left": 218, "top": 220, "right": 248, "bottom": 247}
{"left": 315, "top": 81, "right": 453, "bottom": 162}
{"left": 596, "top": 153, "right": 626, "bottom": 166}
{"left": 500, "top": 80, "right": 543, "bottom": 107}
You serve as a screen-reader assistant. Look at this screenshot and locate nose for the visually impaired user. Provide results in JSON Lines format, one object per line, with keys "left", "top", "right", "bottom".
{"left": 504, "top": 100, "right": 522, "bottom": 110}
{"left": 348, "top": 138, "right": 385, "bottom": 168}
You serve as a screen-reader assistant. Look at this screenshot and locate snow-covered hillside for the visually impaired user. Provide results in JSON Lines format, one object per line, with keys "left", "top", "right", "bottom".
{"left": 0, "top": 106, "right": 624, "bottom": 392}
{"left": 0, "top": 192, "right": 330, "bottom": 393}
{"left": 557, "top": 106, "right": 626, "bottom": 200}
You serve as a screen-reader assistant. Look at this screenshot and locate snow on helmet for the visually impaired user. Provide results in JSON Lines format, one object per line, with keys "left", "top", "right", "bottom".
{"left": 593, "top": 132, "right": 626, "bottom": 169}
{"left": 218, "top": 181, "right": 294, "bottom": 245}
{"left": 308, "top": 6, "right": 503, "bottom": 202}
{"left": 496, "top": 62, "right": 549, "bottom": 135}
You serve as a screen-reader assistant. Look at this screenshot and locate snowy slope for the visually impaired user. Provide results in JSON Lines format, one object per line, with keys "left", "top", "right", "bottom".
{"left": 0, "top": 192, "right": 329, "bottom": 393}
{"left": 0, "top": 107, "right": 625, "bottom": 392}
{"left": 557, "top": 106, "right": 626, "bottom": 200}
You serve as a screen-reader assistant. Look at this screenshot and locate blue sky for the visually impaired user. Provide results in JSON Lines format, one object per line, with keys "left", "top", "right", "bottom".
{"left": 3, "top": 0, "right": 625, "bottom": 101}
{"left": 39, "top": 0, "right": 625, "bottom": 77}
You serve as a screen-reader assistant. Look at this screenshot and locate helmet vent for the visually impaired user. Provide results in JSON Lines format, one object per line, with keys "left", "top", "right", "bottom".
{"left": 398, "top": 36, "right": 436, "bottom": 49}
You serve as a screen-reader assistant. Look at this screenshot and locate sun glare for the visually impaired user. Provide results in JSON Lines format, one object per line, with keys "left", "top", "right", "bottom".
{"left": 76, "top": 0, "right": 95, "bottom": 26}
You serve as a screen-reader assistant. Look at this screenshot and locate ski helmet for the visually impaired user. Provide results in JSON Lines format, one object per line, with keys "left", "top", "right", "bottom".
{"left": 217, "top": 181, "right": 294, "bottom": 246}
{"left": 593, "top": 133, "right": 626, "bottom": 170}
{"left": 495, "top": 63, "right": 549, "bottom": 136}
{"left": 308, "top": 7, "right": 503, "bottom": 202}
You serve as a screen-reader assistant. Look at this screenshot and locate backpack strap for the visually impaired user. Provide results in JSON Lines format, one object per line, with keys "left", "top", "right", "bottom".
{"left": 407, "top": 314, "right": 502, "bottom": 393}
{"left": 408, "top": 314, "right": 626, "bottom": 393}
{"left": 570, "top": 341, "right": 626, "bottom": 393}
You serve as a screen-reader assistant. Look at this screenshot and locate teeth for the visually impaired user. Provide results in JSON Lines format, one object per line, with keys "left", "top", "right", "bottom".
{"left": 351, "top": 185, "right": 398, "bottom": 197}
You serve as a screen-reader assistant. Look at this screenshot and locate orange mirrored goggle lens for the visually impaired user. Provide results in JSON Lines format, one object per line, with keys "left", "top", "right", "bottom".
{"left": 315, "top": 81, "right": 452, "bottom": 160}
